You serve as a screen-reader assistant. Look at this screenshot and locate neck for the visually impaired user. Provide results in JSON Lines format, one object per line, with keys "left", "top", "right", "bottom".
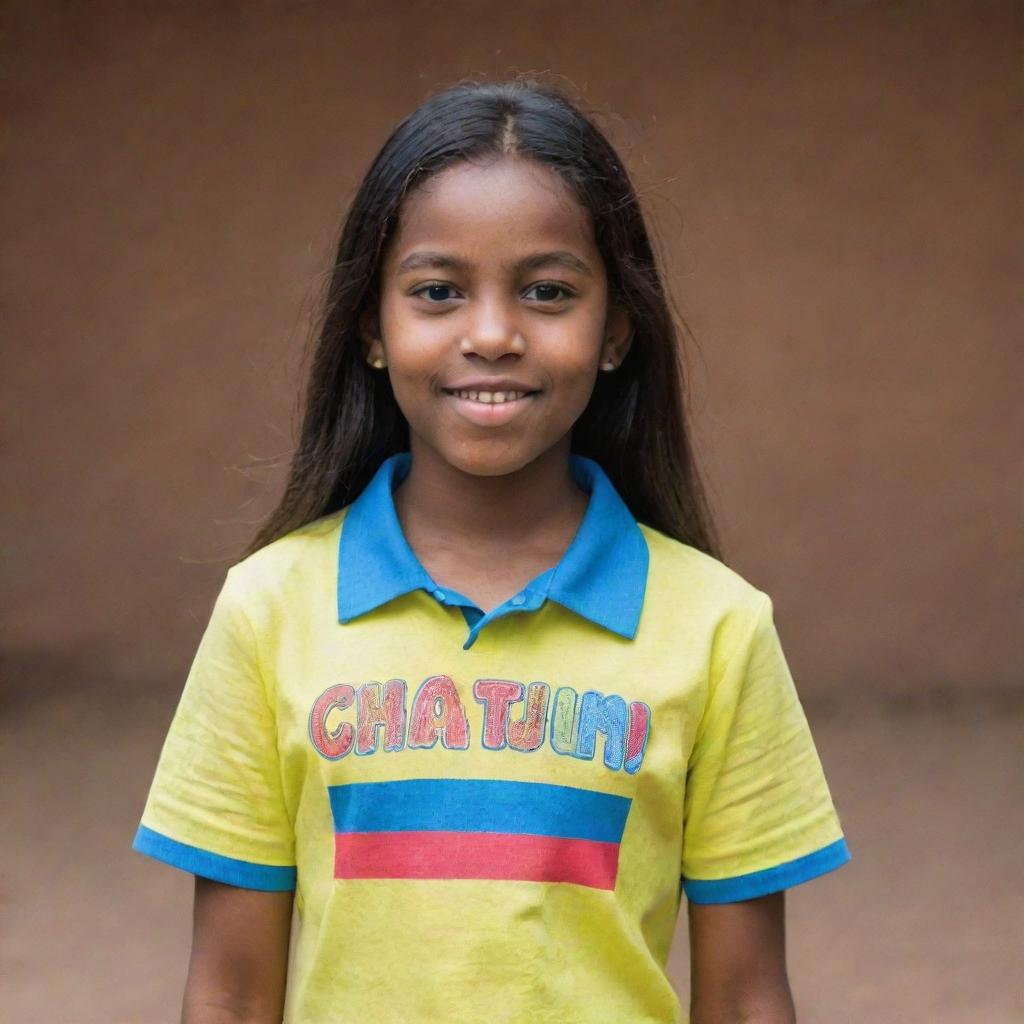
{"left": 393, "top": 438, "right": 589, "bottom": 559}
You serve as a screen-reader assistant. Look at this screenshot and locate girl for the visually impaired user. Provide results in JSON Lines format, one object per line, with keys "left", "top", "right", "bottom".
{"left": 134, "top": 78, "right": 850, "bottom": 1024}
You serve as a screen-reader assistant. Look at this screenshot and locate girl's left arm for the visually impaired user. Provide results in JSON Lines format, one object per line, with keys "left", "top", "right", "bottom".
{"left": 687, "top": 891, "right": 796, "bottom": 1024}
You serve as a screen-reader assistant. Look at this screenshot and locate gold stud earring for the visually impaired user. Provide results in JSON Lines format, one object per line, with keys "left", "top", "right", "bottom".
{"left": 369, "top": 357, "right": 386, "bottom": 369}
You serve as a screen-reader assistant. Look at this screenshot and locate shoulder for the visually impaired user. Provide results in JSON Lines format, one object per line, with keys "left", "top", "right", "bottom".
{"left": 639, "top": 522, "right": 767, "bottom": 614}
{"left": 637, "top": 524, "right": 780, "bottom": 674}
{"left": 223, "top": 508, "right": 348, "bottom": 611}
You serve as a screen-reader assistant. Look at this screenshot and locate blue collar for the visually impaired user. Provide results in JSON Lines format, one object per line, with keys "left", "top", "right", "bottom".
{"left": 337, "top": 452, "right": 649, "bottom": 642}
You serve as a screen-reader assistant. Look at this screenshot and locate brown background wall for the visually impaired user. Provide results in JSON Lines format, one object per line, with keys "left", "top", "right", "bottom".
{"left": 3, "top": 1, "right": 1020, "bottom": 701}
{"left": 2, "top": 4, "right": 1021, "bottom": 1021}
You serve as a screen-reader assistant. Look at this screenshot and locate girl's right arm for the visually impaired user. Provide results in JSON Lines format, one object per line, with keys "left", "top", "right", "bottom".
{"left": 181, "top": 876, "right": 294, "bottom": 1024}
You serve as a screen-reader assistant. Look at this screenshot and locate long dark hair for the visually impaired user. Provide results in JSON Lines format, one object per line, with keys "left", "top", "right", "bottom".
{"left": 242, "top": 77, "right": 721, "bottom": 561}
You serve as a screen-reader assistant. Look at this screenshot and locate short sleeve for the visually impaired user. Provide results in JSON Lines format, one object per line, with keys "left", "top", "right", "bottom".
{"left": 132, "top": 566, "right": 296, "bottom": 890}
{"left": 681, "top": 593, "right": 850, "bottom": 904}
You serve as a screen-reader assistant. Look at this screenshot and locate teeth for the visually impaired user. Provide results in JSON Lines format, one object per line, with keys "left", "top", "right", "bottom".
{"left": 452, "top": 389, "right": 527, "bottom": 403}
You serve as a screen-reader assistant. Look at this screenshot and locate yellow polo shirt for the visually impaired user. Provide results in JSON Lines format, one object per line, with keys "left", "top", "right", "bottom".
{"left": 133, "top": 451, "right": 849, "bottom": 1023}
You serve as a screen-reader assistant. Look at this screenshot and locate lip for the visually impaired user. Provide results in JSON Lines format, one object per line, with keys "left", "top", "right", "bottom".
{"left": 442, "top": 389, "right": 538, "bottom": 427}
{"left": 441, "top": 379, "right": 541, "bottom": 393}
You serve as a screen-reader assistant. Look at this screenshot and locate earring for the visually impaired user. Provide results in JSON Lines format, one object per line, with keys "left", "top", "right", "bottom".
{"left": 600, "top": 361, "right": 616, "bottom": 371}
{"left": 369, "top": 357, "right": 386, "bottom": 369}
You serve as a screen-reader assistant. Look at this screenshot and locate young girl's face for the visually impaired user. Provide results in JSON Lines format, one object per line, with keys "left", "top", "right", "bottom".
{"left": 362, "top": 154, "right": 632, "bottom": 478}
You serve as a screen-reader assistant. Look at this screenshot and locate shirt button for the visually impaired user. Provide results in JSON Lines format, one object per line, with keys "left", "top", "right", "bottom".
{"left": 433, "top": 589, "right": 447, "bottom": 602}
{"left": 511, "top": 594, "right": 526, "bottom": 606}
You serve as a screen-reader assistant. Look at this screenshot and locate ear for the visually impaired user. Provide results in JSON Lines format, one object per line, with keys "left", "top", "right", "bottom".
{"left": 358, "top": 307, "right": 384, "bottom": 365}
{"left": 601, "top": 303, "right": 634, "bottom": 369}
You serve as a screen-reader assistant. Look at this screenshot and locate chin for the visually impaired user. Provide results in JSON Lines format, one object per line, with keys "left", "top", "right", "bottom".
{"left": 431, "top": 439, "right": 547, "bottom": 479}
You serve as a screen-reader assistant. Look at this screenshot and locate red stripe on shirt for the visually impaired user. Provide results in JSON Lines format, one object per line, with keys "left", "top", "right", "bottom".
{"left": 334, "top": 830, "right": 620, "bottom": 889}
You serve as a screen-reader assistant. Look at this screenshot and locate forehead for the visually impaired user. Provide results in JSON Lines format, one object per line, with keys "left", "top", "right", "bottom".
{"left": 386, "top": 156, "right": 597, "bottom": 265}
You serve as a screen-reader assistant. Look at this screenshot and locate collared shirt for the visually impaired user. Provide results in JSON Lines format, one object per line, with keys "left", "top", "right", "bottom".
{"left": 132, "top": 451, "right": 850, "bottom": 1023}
{"left": 337, "top": 451, "right": 649, "bottom": 650}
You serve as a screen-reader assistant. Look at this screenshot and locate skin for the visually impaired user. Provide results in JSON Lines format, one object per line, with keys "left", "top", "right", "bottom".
{"left": 182, "top": 877, "right": 292, "bottom": 1023}
{"left": 689, "top": 893, "right": 796, "bottom": 1023}
{"left": 183, "top": 154, "right": 796, "bottom": 1023}
{"left": 360, "top": 154, "right": 633, "bottom": 611}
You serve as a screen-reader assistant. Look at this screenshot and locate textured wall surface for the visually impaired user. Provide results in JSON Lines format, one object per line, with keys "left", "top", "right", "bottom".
{"left": 4, "top": 1, "right": 1020, "bottom": 700}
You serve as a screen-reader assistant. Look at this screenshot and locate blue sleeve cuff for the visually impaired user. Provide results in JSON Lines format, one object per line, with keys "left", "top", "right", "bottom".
{"left": 682, "top": 836, "right": 851, "bottom": 904}
{"left": 132, "top": 824, "right": 297, "bottom": 892}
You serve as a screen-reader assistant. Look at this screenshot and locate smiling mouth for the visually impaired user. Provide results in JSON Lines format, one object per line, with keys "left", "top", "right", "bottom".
{"left": 441, "top": 388, "right": 539, "bottom": 404}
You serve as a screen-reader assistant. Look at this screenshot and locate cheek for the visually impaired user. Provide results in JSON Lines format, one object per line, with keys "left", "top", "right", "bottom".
{"left": 387, "top": 370, "right": 435, "bottom": 427}
{"left": 545, "top": 337, "right": 602, "bottom": 391}
{"left": 380, "top": 318, "right": 441, "bottom": 382}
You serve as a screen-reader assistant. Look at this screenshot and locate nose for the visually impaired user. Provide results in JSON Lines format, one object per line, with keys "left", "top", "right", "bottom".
{"left": 459, "top": 293, "right": 526, "bottom": 361}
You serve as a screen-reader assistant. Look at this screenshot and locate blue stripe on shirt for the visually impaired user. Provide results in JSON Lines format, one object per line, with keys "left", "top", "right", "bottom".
{"left": 132, "top": 824, "right": 296, "bottom": 891}
{"left": 682, "top": 836, "right": 851, "bottom": 904}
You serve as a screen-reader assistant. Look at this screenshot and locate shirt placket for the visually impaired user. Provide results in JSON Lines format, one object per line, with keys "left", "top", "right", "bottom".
{"left": 425, "top": 568, "right": 555, "bottom": 650}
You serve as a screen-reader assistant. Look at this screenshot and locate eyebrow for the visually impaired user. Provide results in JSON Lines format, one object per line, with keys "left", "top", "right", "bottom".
{"left": 396, "top": 250, "right": 593, "bottom": 277}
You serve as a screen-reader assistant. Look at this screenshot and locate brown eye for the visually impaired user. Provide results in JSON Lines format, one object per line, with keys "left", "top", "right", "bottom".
{"left": 412, "top": 283, "right": 460, "bottom": 302}
{"left": 525, "top": 283, "right": 574, "bottom": 303}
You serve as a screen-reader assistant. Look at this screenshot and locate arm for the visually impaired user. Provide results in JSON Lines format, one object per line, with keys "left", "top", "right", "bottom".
{"left": 181, "top": 876, "right": 294, "bottom": 1024}
{"left": 688, "top": 891, "right": 796, "bottom": 1024}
